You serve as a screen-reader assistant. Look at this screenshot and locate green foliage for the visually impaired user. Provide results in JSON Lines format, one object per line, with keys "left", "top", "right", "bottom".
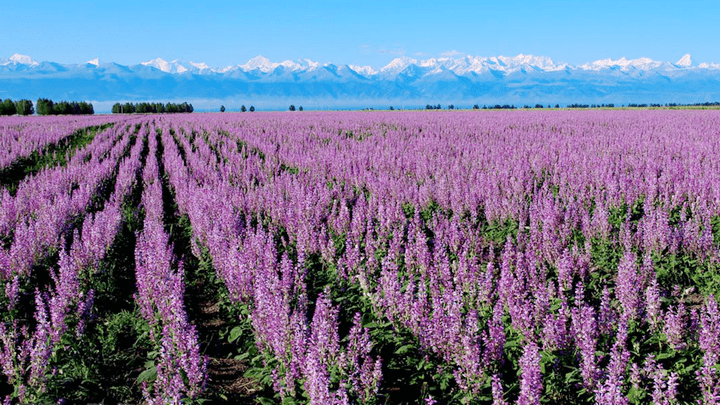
{"left": 49, "top": 309, "right": 152, "bottom": 403}
{"left": 36, "top": 98, "right": 53, "bottom": 115}
{"left": 37, "top": 98, "right": 94, "bottom": 115}
{"left": 0, "top": 98, "right": 17, "bottom": 115}
{"left": 12, "top": 99, "right": 34, "bottom": 115}
{"left": 112, "top": 101, "right": 194, "bottom": 114}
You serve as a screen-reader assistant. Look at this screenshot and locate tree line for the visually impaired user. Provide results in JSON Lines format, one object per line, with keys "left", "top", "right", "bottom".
{"left": 111, "top": 102, "right": 194, "bottom": 114}
{"left": 36, "top": 99, "right": 94, "bottom": 115}
{"left": 0, "top": 99, "right": 34, "bottom": 116}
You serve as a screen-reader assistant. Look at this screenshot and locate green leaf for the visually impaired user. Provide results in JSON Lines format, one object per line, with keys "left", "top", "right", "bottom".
{"left": 395, "top": 344, "right": 415, "bottom": 355}
{"left": 262, "top": 374, "right": 274, "bottom": 385}
{"left": 627, "top": 386, "right": 643, "bottom": 401}
{"left": 656, "top": 351, "right": 675, "bottom": 361}
{"left": 229, "top": 326, "right": 243, "bottom": 343}
{"left": 256, "top": 397, "right": 277, "bottom": 405}
{"left": 282, "top": 397, "right": 298, "bottom": 405}
{"left": 564, "top": 368, "right": 580, "bottom": 383}
{"left": 416, "top": 358, "right": 434, "bottom": 371}
{"left": 244, "top": 366, "right": 268, "bottom": 380}
{"left": 136, "top": 365, "right": 157, "bottom": 383}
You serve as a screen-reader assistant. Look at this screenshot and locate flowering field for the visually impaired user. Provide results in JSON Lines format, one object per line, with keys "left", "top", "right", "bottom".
{"left": 1, "top": 110, "right": 720, "bottom": 404}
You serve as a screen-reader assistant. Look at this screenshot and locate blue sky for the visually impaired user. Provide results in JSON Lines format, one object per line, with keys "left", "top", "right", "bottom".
{"left": 2, "top": 0, "right": 718, "bottom": 68}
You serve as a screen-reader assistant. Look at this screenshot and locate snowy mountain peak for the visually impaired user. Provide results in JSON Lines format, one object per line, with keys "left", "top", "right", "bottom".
{"left": 189, "top": 61, "right": 211, "bottom": 71}
{"left": 500, "top": 54, "right": 555, "bottom": 68}
{"left": 418, "top": 58, "right": 438, "bottom": 68}
{"left": 141, "top": 58, "right": 191, "bottom": 73}
{"left": 142, "top": 57, "right": 171, "bottom": 72}
{"left": 242, "top": 55, "right": 275, "bottom": 72}
{"left": 699, "top": 62, "right": 720, "bottom": 69}
{"left": 6, "top": 53, "right": 715, "bottom": 78}
{"left": 583, "top": 57, "right": 625, "bottom": 70}
{"left": 277, "top": 60, "right": 302, "bottom": 71}
{"left": 4, "top": 52, "right": 720, "bottom": 109}
{"left": 236, "top": 56, "right": 323, "bottom": 73}
{"left": 676, "top": 54, "right": 692, "bottom": 67}
{"left": 301, "top": 59, "right": 320, "bottom": 70}
{"left": 381, "top": 56, "right": 419, "bottom": 73}
{"left": 8, "top": 53, "right": 38, "bottom": 66}
{"left": 349, "top": 65, "right": 378, "bottom": 76}
{"left": 581, "top": 56, "right": 664, "bottom": 71}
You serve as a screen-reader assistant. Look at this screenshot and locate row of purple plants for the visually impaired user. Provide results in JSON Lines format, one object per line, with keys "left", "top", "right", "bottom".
{"left": 0, "top": 118, "right": 145, "bottom": 402}
{"left": 153, "top": 110, "right": 720, "bottom": 404}
{"left": 0, "top": 115, "right": 124, "bottom": 170}
{"left": 0, "top": 121, "right": 133, "bottom": 277}
{"left": 133, "top": 129, "right": 206, "bottom": 404}
{"left": 0, "top": 110, "right": 719, "bottom": 403}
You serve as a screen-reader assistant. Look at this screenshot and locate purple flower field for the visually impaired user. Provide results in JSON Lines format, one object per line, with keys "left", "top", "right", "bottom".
{"left": 1, "top": 110, "right": 720, "bottom": 404}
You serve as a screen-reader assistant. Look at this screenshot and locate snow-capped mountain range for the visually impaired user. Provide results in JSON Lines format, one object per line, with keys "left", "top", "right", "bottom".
{"left": 2, "top": 52, "right": 720, "bottom": 110}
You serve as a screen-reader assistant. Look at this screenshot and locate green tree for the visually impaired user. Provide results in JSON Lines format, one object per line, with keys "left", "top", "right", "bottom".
{"left": 2, "top": 99, "right": 17, "bottom": 116}
{"left": 249, "top": 106, "right": 255, "bottom": 112}
{"left": 240, "top": 105, "right": 247, "bottom": 112}
{"left": 299, "top": 106, "right": 303, "bottom": 111}
{"left": 15, "top": 99, "right": 34, "bottom": 116}
{"left": 53, "top": 101, "right": 71, "bottom": 115}
{"left": 220, "top": 105, "right": 225, "bottom": 112}
{"left": 289, "top": 104, "right": 295, "bottom": 111}
{"left": 36, "top": 98, "right": 53, "bottom": 115}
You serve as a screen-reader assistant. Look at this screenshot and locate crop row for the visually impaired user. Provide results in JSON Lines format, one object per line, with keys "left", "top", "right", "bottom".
{"left": 0, "top": 110, "right": 719, "bottom": 404}
{"left": 0, "top": 116, "right": 146, "bottom": 402}
{"left": 0, "top": 115, "right": 125, "bottom": 171}
{"left": 153, "top": 110, "right": 720, "bottom": 404}
{"left": 133, "top": 127, "right": 206, "bottom": 404}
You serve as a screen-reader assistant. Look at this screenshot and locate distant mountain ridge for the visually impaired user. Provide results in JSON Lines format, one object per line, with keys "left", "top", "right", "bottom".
{"left": 2, "top": 53, "right": 720, "bottom": 110}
